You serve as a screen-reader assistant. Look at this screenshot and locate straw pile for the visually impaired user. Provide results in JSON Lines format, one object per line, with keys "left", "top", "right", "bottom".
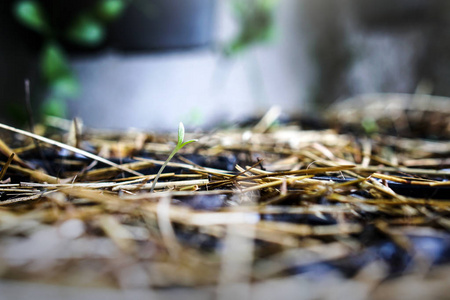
{"left": 0, "top": 111, "right": 449, "bottom": 298}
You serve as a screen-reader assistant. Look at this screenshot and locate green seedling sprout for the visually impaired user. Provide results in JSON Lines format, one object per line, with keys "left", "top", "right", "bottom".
{"left": 150, "top": 122, "right": 197, "bottom": 193}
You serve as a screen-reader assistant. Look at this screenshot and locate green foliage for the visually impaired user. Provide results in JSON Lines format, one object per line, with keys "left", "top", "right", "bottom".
{"left": 225, "top": 0, "right": 279, "bottom": 55}
{"left": 13, "top": 0, "right": 128, "bottom": 119}
{"left": 40, "top": 97, "right": 68, "bottom": 118}
{"left": 151, "top": 123, "right": 198, "bottom": 193}
{"left": 13, "top": 0, "right": 49, "bottom": 34}
{"left": 95, "top": 0, "right": 128, "bottom": 22}
{"left": 361, "top": 117, "right": 379, "bottom": 135}
{"left": 50, "top": 76, "right": 79, "bottom": 97}
{"left": 66, "top": 14, "right": 105, "bottom": 46}
{"left": 41, "top": 43, "right": 71, "bottom": 81}
{"left": 41, "top": 42, "right": 78, "bottom": 101}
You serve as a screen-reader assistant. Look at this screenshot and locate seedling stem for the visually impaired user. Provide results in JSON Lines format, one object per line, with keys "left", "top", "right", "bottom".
{"left": 150, "top": 122, "right": 197, "bottom": 192}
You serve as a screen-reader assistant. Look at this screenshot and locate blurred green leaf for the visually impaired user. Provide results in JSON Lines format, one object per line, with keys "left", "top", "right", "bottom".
{"left": 41, "top": 42, "right": 71, "bottom": 81}
{"left": 51, "top": 75, "right": 79, "bottom": 97}
{"left": 41, "top": 97, "right": 68, "bottom": 118}
{"left": 13, "top": 0, "right": 49, "bottom": 34}
{"left": 95, "top": 0, "right": 127, "bottom": 22}
{"left": 226, "top": 0, "right": 278, "bottom": 56}
{"left": 41, "top": 42, "right": 79, "bottom": 97}
{"left": 66, "top": 15, "right": 105, "bottom": 46}
{"left": 361, "top": 117, "right": 379, "bottom": 135}
{"left": 259, "top": 0, "right": 278, "bottom": 11}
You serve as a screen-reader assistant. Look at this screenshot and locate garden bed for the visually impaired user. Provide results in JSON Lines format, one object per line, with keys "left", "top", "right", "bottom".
{"left": 0, "top": 110, "right": 449, "bottom": 299}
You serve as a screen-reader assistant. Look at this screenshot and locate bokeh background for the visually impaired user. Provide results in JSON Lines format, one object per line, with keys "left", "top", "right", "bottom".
{"left": 1, "top": 0, "right": 450, "bottom": 130}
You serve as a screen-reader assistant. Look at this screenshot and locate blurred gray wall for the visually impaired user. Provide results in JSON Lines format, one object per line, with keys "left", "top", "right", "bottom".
{"left": 1, "top": 0, "right": 450, "bottom": 130}
{"left": 303, "top": 0, "right": 450, "bottom": 109}
{"left": 69, "top": 0, "right": 313, "bottom": 130}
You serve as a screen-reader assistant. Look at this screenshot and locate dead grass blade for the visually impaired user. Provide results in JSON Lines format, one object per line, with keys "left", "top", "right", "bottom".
{"left": 0, "top": 122, "right": 142, "bottom": 176}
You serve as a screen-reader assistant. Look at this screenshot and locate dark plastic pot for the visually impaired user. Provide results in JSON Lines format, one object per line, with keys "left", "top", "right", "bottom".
{"left": 16, "top": 0, "right": 216, "bottom": 53}
{"left": 16, "top": 0, "right": 107, "bottom": 53}
{"left": 108, "top": 0, "right": 216, "bottom": 51}
{"left": 351, "top": 0, "right": 444, "bottom": 28}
